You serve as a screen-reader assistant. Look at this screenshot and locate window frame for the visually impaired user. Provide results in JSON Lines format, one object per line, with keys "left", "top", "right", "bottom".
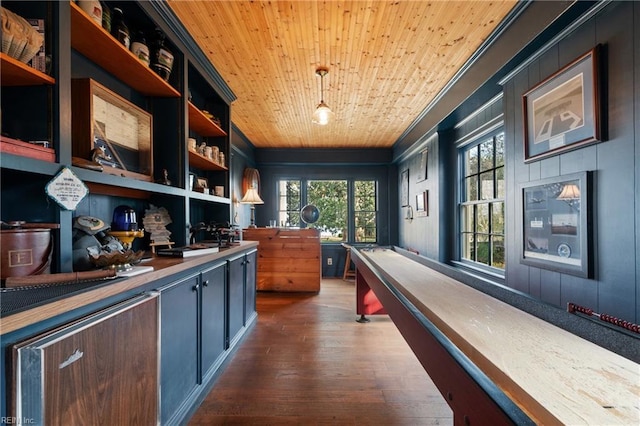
{"left": 276, "top": 179, "right": 302, "bottom": 227}
{"left": 457, "top": 126, "right": 505, "bottom": 273}
{"left": 275, "top": 177, "right": 378, "bottom": 244}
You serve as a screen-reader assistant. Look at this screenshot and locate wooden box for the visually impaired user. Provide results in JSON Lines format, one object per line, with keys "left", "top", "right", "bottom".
{"left": 242, "top": 228, "right": 321, "bottom": 292}
{"left": 71, "top": 78, "right": 153, "bottom": 181}
{"left": 0, "top": 136, "right": 55, "bottom": 162}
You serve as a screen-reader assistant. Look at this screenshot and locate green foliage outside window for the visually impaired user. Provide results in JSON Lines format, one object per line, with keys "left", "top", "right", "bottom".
{"left": 461, "top": 132, "right": 505, "bottom": 269}
{"left": 354, "top": 181, "right": 377, "bottom": 242}
{"left": 276, "top": 178, "right": 377, "bottom": 243}
{"left": 307, "top": 180, "right": 348, "bottom": 241}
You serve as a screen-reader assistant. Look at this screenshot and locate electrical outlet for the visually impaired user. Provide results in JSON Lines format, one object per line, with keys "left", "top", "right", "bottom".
{"left": 327, "top": 257, "right": 333, "bottom": 265}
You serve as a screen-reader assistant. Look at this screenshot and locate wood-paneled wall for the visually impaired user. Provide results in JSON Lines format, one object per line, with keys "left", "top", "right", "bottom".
{"left": 399, "top": 1, "right": 640, "bottom": 325}
{"left": 503, "top": 1, "right": 638, "bottom": 321}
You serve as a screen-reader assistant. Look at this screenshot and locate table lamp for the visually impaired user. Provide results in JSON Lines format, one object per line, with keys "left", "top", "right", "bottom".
{"left": 240, "top": 187, "right": 264, "bottom": 228}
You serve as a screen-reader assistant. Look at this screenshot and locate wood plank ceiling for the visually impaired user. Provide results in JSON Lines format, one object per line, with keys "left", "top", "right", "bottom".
{"left": 167, "top": 1, "right": 517, "bottom": 149}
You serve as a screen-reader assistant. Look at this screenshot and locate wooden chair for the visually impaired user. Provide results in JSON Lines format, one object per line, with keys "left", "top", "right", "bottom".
{"left": 341, "top": 243, "right": 356, "bottom": 281}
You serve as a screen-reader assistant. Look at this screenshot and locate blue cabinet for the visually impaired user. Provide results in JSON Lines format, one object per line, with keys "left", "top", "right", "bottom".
{"left": 227, "top": 253, "right": 245, "bottom": 345}
{"left": 159, "top": 273, "right": 200, "bottom": 424}
{"left": 201, "top": 261, "right": 227, "bottom": 379}
{"left": 159, "top": 261, "right": 226, "bottom": 425}
{"left": 159, "top": 250, "right": 256, "bottom": 425}
{"left": 244, "top": 249, "right": 257, "bottom": 324}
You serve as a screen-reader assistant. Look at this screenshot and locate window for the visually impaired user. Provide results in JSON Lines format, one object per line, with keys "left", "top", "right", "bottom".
{"left": 307, "top": 180, "right": 348, "bottom": 242}
{"left": 277, "top": 179, "right": 301, "bottom": 227}
{"left": 276, "top": 178, "right": 377, "bottom": 243}
{"left": 460, "top": 131, "right": 505, "bottom": 269}
{"left": 354, "top": 180, "right": 377, "bottom": 242}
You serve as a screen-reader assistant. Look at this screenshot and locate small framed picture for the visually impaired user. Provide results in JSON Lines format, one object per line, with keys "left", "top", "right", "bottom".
{"left": 416, "top": 190, "right": 429, "bottom": 217}
{"left": 416, "top": 193, "right": 424, "bottom": 211}
{"left": 416, "top": 149, "right": 428, "bottom": 182}
{"left": 194, "top": 176, "right": 209, "bottom": 193}
{"left": 401, "top": 169, "right": 409, "bottom": 206}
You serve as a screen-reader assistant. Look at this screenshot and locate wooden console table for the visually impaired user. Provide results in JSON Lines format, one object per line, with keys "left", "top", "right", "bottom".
{"left": 351, "top": 246, "right": 639, "bottom": 425}
{"left": 243, "top": 228, "right": 321, "bottom": 292}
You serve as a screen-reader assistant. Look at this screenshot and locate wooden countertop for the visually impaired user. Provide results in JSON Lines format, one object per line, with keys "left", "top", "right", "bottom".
{"left": 0, "top": 241, "right": 258, "bottom": 335}
{"left": 357, "top": 247, "right": 640, "bottom": 425}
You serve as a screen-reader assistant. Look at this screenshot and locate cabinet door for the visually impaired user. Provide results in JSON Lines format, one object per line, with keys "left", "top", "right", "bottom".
{"left": 201, "top": 261, "right": 226, "bottom": 379}
{"left": 244, "top": 249, "right": 257, "bottom": 324}
{"left": 13, "top": 294, "right": 158, "bottom": 425}
{"left": 159, "top": 274, "right": 199, "bottom": 424}
{"left": 227, "top": 254, "right": 245, "bottom": 344}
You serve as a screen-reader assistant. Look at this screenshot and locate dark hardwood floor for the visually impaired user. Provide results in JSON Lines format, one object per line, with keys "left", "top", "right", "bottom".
{"left": 188, "top": 279, "right": 453, "bottom": 425}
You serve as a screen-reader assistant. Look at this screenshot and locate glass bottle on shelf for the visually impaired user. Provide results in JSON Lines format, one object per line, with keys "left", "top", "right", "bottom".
{"left": 130, "top": 31, "right": 150, "bottom": 67}
{"left": 150, "top": 28, "right": 174, "bottom": 82}
{"left": 111, "top": 7, "right": 130, "bottom": 49}
{"left": 101, "top": 2, "right": 111, "bottom": 33}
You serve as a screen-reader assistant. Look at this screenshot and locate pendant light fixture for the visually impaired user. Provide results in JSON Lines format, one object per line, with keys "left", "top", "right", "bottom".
{"left": 312, "top": 67, "right": 334, "bottom": 125}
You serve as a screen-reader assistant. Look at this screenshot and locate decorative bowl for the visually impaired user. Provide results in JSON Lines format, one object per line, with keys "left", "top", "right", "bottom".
{"left": 90, "top": 249, "right": 144, "bottom": 269}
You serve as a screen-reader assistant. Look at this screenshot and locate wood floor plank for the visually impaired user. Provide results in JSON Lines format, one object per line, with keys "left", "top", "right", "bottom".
{"left": 188, "top": 279, "right": 453, "bottom": 425}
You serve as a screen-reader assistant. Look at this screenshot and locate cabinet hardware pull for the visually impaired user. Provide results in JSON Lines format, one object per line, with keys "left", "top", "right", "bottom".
{"left": 203, "top": 280, "right": 209, "bottom": 287}
{"left": 192, "top": 284, "right": 199, "bottom": 291}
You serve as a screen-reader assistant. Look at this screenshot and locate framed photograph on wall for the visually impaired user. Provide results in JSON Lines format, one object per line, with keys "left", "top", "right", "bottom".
{"left": 416, "top": 190, "right": 429, "bottom": 217}
{"left": 416, "top": 193, "right": 424, "bottom": 214}
{"left": 519, "top": 171, "right": 592, "bottom": 278}
{"left": 523, "top": 45, "right": 601, "bottom": 163}
{"left": 416, "top": 149, "right": 428, "bottom": 182}
{"left": 401, "top": 169, "right": 409, "bottom": 206}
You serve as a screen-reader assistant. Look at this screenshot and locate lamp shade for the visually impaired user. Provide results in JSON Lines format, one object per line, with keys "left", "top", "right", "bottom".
{"left": 312, "top": 101, "right": 334, "bottom": 125}
{"left": 240, "top": 188, "right": 264, "bottom": 205}
{"left": 557, "top": 183, "right": 580, "bottom": 200}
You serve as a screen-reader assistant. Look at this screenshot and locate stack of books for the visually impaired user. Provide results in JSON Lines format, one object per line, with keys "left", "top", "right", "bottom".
{"left": 156, "top": 243, "right": 219, "bottom": 258}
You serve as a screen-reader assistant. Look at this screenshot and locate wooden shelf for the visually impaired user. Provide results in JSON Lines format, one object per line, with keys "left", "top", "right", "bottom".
{"left": 0, "top": 53, "right": 55, "bottom": 86}
{"left": 188, "top": 102, "right": 227, "bottom": 137}
{"left": 0, "top": 136, "right": 55, "bottom": 162}
{"left": 70, "top": 2, "right": 180, "bottom": 98}
{"left": 72, "top": 166, "right": 185, "bottom": 198}
{"left": 188, "top": 150, "right": 228, "bottom": 171}
{"left": 189, "top": 191, "right": 231, "bottom": 204}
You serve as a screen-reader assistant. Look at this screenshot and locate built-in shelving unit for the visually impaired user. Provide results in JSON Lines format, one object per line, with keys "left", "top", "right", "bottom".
{"left": 69, "top": 2, "right": 180, "bottom": 98}
{"left": 0, "top": 0, "right": 233, "bottom": 272}
{"left": 0, "top": 53, "right": 55, "bottom": 86}
{"left": 188, "top": 101, "right": 227, "bottom": 137}
{"left": 188, "top": 150, "right": 228, "bottom": 171}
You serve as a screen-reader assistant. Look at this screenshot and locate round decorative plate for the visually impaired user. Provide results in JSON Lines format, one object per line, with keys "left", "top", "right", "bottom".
{"left": 557, "top": 243, "right": 571, "bottom": 258}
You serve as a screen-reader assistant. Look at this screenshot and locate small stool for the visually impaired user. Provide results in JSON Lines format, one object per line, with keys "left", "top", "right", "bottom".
{"left": 341, "top": 243, "right": 356, "bottom": 281}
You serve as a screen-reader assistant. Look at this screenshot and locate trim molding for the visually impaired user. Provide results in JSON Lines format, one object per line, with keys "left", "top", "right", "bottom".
{"left": 455, "top": 115, "right": 505, "bottom": 149}
{"left": 149, "top": 0, "right": 236, "bottom": 104}
{"left": 498, "top": 0, "right": 612, "bottom": 85}
{"left": 393, "top": 1, "right": 531, "bottom": 153}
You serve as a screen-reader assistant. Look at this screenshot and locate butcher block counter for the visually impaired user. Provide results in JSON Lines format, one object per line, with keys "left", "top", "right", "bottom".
{"left": 0, "top": 241, "right": 258, "bottom": 335}
{"left": 243, "top": 228, "right": 321, "bottom": 292}
{"left": 351, "top": 246, "right": 640, "bottom": 425}
{"left": 1, "top": 241, "right": 259, "bottom": 425}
